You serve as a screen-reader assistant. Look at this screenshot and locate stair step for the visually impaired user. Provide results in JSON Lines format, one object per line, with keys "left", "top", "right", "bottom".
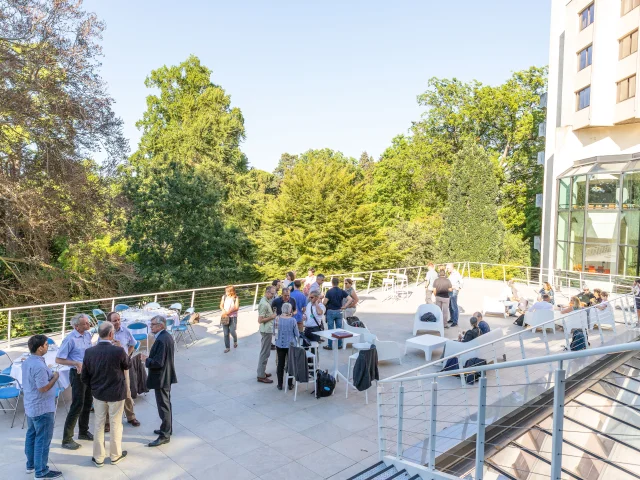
{"left": 388, "top": 469, "right": 412, "bottom": 479}
{"left": 364, "top": 465, "right": 399, "bottom": 480}
{"left": 347, "top": 461, "right": 387, "bottom": 480}
{"left": 408, "top": 476, "right": 422, "bottom": 480}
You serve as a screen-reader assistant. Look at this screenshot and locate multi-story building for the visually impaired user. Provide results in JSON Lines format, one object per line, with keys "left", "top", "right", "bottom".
{"left": 541, "top": 0, "right": 640, "bottom": 278}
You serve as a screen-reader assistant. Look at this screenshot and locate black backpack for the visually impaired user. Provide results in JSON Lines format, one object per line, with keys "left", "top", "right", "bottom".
{"left": 346, "top": 316, "right": 366, "bottom": 328}
{"left": 463, "top": 358, "right": 487, "bottom": 384}
{"left": 514, "top": 314, "right": 525, "bottom": 327}
{"left": 570, "top": 330, "right": 587, "bottom": 351}
{"left": 315, "top": 369, "right": 336, "bottom": 398}
{"left": 420, "top": 312, "right": 437, "bottom": 322}
{"left": 442, "top": 357, "right": 459, "bottom": 372}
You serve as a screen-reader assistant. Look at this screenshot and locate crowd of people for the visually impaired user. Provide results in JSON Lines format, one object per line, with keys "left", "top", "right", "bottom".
{"left": 424, "top": 263, "right": 464, "bottom": 328}
{"left": 22, "top": 312, "right": 177, "bottom": 478}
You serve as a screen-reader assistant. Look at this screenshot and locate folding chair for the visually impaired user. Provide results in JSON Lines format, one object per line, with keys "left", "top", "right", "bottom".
{"left": 0, "top": 375, "right": 22, "bottom": 428}
{"left": 114, "top": 304, "right": 130, "bottom": 312}
{"left": 128, "top": 322, "right": 150, "bottom": 354}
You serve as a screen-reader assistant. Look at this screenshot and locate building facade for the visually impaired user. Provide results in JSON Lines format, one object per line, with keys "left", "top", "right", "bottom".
{"left": 541, "top": 0, "right": 640, "bottom": 278}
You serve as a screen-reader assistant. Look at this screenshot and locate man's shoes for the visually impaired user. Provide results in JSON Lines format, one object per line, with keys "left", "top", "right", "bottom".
{"left": 444, "top": 324, "right": 450, "bottom": 328}
{"left": 265, "top": 373, "right": 272, "bottom": 378}
{"left": 78, "top": 431, "right": 94, "bottom": 441}
{"left": 26, "top": 467, "right": 34, "bottom": 474}
{"left": 450, "top": 323, "right": 458, "bottom": 327}
{"left": 148, "top": 436, "right": 170, "bottom": 447}
{"left": 277, "top": 385, "right": 283, "bottom": 390}
{"left": 111, "top": 451, "right": 127, "bottom": 465}
{"left": 128, "top": 419, "right": 141, "bottom": 427}
{"left": 447, "top": 319, "right": 454, "bottom": 324}
{"left": 323, "top": 346, "right": 332, "bottom": 350}
{"left": 61, "top": 440, "right": 81, "bottom": 450}
{"left": 92, "top": 457, "right": 104, "bottom": 468}
{"left": 104, "top": 423, "right": 110, "bottom": 433}
{"left": 35, "top": 471, "right": 63, "bottom": 479}
{"left": 270, "top": 345, "right": 276, "bottom": 350}
{"left": 257, "top": 376, "right": 273, "bottom": 384}
{"left": 153, "top": 429, "right": 172, "bottom": 435}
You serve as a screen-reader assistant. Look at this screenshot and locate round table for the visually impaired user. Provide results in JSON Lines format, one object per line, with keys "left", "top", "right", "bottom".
{"left": 119, "top": 308, "right": 179, "bottom": 328}
{"left": 10, "top": 349, "right": 71, "bottom": 389}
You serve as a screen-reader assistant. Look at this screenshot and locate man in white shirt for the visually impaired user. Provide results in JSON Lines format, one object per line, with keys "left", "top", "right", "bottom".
{"left": 528, "top": 294, "right": 554, "bottom": 312}
{"left": 446, "top": 264, "right": 463, "bottom": 327}
{"left": 424, "top": 263, "right": 438, "bottom": 304}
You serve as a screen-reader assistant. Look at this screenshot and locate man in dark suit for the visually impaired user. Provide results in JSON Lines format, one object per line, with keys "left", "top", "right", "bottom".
{"left": 81, "top": 321, "right": 130, "bottom": 467}
{"left": 140, "top": 315, "right": 177, "bottom": 447}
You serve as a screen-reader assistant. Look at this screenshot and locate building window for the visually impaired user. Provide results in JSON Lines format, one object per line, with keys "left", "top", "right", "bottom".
{"left": 578, "top": 45, "right": 593, "bottom": 70}
{"left": 622, "top": 0, "right": 640, "bottom": 16}
{"left": 617, "top": 75, "right": 637, "bottom": 103}
{"left": 619, "top": 30, "right": 639, "bottom": 59}
{"left": 576, "top": 86, "right": 591, "bottom": 110}
{"left": 580, "top": 3, "right": 595, "bottom": 30}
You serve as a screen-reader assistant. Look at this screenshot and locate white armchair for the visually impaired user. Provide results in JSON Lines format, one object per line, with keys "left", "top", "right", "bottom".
{"left": 413, "top": 304, "right": 444, "bottom": 337}
{"left": 375, "top": 340, "right": 403, "bottom": 364}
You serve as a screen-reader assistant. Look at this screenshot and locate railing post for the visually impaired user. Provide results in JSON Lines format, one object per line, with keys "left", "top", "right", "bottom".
{"left": 366, "top": 273, "right": 373, "bottom": 294}
{"left": 550, "top": 364, "right": 566, "bottom": 480}
{"left": 467, "top": 261, "right": 471, "bottom": 279}
{"left": 474, "top": 373, "right": 487, "bottom": 479}
{"left": 190, "top": 290, "right": 196, "bottom": 308}
{"left": 7, "top": 310, "right": 12, "bottom": 347}
{"left": 502, "top": 265, "right": 506, "bottom": 282}
{"left": 526, "top": 267, "right": 530, "bottom": 285}
{"left": 519, "top": 334, "right": 530, "bottom": 384}
{"left": 252, "top": 284, "right": 260, "bottom": 311}
{"left": 154, "top": 294, "right": 158, "bottom": 303}
{"left": 416, "top": 267, "right": 422, "bottom": 287}
{"left": 481, "top": 263, "right": 484, "bottom": 280}
{"left": 62, "top": 304, "right": 67, "bottom": 338}
{"left": 429, "top": 379, "right": 438, "bottom": 471}
{"left": 396, "top": 384, "right": 405, "bottom": 459}
{"left": 377, "top": 385, "right": 386, "bottom": 461}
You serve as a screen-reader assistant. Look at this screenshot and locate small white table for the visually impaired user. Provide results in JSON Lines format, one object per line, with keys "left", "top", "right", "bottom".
{"left": 404, "top": 334, "right": 447, "bottom": 361}
{"left": 314, "top": 329, "right": 362, "bottom": 383}
{"left": 10, "top": 349, "right": 72, "bottom": 389}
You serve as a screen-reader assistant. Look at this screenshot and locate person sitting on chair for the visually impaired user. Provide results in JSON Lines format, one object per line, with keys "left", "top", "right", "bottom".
{"left": 528, "top": 294, "right": 554, "bottom": 312}
{"left": 458, "top": 317, "right": 480, "bottom": 342}
{"left": 473, "top": 311, "right": 490, "bottom": 335}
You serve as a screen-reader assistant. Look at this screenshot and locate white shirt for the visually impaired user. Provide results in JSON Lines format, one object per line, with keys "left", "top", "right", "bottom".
{"left": 305, "top": 303, "right": 325, "bottom": 328}
{"left": 425, "top": 269, "right": 438, "bottom": 290}
{"left": 449, "top": 270, "right": 463, "bottom": 291}
{"left": 528, "top": 301, "right": 553, "bottom": 312}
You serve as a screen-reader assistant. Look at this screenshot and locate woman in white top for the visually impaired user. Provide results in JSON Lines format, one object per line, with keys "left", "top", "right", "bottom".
{"left": 220, "top": 285, "right": 240, "bottom": 353}
{"left": 304, "top": 291, "right": 325, "bottom": 342}
{"left": 303, "top": 268, "right": 316, "bottom": 297}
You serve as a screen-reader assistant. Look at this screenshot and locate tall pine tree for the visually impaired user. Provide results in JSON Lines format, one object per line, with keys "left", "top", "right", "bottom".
{"left": 439, "top": 142, "right": 503, "bottom": 262}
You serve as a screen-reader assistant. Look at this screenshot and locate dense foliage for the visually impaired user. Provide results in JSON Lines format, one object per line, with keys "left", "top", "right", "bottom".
{"left": 1, "top": 0, "right": 547, "bottom": 309}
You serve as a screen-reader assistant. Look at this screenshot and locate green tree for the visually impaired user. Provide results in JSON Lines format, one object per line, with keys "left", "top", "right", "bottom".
{"left": 439, "top": 143, "right": 503, "bottom": 263}
{"left": 256, "top": 149, "right": 398, "bottom": 278}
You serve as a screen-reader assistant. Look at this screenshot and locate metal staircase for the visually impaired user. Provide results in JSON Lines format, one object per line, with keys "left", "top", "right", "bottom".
{"left": 348, "top": 461, "right": 421, "bottom": 480}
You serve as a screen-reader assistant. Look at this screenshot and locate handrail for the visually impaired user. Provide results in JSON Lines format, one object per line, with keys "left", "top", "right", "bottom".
{"left": 382, "top": 292, "right": 634, "bottom": 384}
{"left": 380, "top": 339, "right": 640, "bottom": 383}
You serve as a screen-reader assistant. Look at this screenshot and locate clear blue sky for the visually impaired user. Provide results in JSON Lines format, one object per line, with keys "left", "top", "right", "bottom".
{"left": 84, "top": 0, "right": 551, "bottom": 172}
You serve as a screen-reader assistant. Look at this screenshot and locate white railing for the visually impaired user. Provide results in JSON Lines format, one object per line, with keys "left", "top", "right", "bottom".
{"left": 376, "top": 292, "right": 639, "bottom": 479}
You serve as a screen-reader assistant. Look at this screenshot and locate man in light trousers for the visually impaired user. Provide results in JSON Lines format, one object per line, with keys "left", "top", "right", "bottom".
{"left": 257, "top": 286, "right": 277, "bottom": 384}
{"left": 424, "top": 263, "right": 438, "bottom": 304}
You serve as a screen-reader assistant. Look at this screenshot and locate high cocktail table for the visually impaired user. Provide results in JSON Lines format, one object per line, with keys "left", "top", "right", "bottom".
{"left": 404, "top": 334, "right": 447, "bottom": 361}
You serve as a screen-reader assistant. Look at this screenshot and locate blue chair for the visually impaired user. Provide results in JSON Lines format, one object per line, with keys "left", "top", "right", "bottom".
{"left": 169, "top": 302, "right": 182, "bottom": 315}
{"left": 92, "top": 309, "right": 107, "bottom": 324}
{"left": 128, "top": 322, "right": 149, "bottom": 354}
{"left": 134, "top": 341, "right": 141, "bottom": 353}
{"left": 172, "top": 316, "right": 192, "bottom": 349}
{"left": 185, "top": 307, "right": 195, "bottom": 315}
{"left": 0, "top": 375, "right": 22, "bottom": 428}
{"left": 182, "top": 312, "right": 198, "bottom": 342}
{"left": 146, "top": 302, "right": 161, "bottom": 309}
{"left": 114, "top": 304, "right": 130, "bottom": 312}
{"left": 0, "top": 351, "right": 13, "bottom": 376}
{"left": 47, "top": 338, "right": 55, "bottom": 345}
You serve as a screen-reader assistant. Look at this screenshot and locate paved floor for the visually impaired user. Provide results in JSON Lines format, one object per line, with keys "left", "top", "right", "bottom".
{"left": 0, "top": 278, "right": 635, "bottom": 479}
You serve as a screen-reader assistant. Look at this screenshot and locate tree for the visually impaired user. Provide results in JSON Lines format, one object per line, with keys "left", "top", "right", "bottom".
{"left": 439, "top": 143, "right": 503, "bottom": 263}
{"left": 125, "top": 55, "right": 255, "bottom": 289}
{"left": 256, "top": 149, "right": 398, "bottom": 278}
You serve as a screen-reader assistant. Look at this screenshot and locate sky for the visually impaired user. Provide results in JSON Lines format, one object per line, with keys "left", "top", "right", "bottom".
{"left": 83, "top": 0, "right": 552, "bottom": 172}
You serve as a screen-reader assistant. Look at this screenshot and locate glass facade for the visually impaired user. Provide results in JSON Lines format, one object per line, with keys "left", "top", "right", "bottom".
{"left": 556, "top": 162, "right": 640, "bottom": 275}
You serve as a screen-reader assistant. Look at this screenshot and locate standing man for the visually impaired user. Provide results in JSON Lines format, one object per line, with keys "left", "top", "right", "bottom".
{"left": 81, "top": 322, "right": 130, "bottom": 467}
{"left": 271, "top": 287, "right": 297, "bottom": 317}
{"left": 424, "top": 263, "right": 438, "bottom": 304}
{"left": 290, "top": 279, "right": 307, "bottom": 331}
{"left": 309, "top": 274, "right": 325, "bottom": 299}
{"left": 56, "top": 313, "right": 93, "bottom": 450}
{"left": 446, "top": 263, "right": 464, "bottom": 327}
{"left": 433, "top": 269, "right": 453, "bottom": 325}
{"left": 323, "top": 277, "right": 353, "bottom": 350}
{"left": 23, "top": 335, "right": 63, "bottom": 479}
{"left": 140, "top": 316, "right": 177, "bottom": 447}
{"left": 108, "top": 312, "right": 140, "bottom": 427}
{"left": 257, "top": 286, "right": 277, "bottom": 384}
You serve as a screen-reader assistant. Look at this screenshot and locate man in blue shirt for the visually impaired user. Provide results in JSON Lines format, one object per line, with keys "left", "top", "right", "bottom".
{"left": 56, "top": 313, "right": 94, "bottom": 450}
{"left": 23, "top": 334, "right": 63, "bottom": 479}
{"left": 322, "top": 277, "right": 353, "bottom": 350}
{"left": 290, "top": 280, "right": 307, "bottom": 331}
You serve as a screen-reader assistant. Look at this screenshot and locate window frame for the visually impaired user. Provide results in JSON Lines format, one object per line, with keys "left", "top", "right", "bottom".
{"left": 619, "top": 29, "right": 639, "bottom": 60}
{"left": 617, "top": 75, "right": 637, "bottom": 103}
{"left": 621, "top": 0, "right": 640, "bottom": 16}
{"left": 580, "top": 3, "right": 595, "bottom": 31}
{"left": 578, "top": 44, "right": 593, "bottom": 71}
{"left": 576, "top": 86, "right": 591, "bottom": 111}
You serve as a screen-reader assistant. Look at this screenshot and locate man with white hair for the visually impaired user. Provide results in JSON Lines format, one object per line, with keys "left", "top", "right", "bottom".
{"left": 56, "top": 313, "right": 94, "bottom": 450}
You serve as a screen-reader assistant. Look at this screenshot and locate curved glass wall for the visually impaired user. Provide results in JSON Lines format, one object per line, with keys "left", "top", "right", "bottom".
{"left": 556, "top": 162, "right": 640, "bottom": 276}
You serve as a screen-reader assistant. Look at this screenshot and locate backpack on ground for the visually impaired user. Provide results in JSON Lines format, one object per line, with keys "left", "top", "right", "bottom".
{"left": 463, "top": 358, "right": 487, "bottom": 384}
{"left": 315, "top": 369, "right": 336, "bottom": 398}
{"left": 570, "top": 330, "right": 587, "bottom": 351}
{"left": 420, "top": 312, "right": 437, "bottom": 322}
{"left": 514, "top": 314, "right": 525, "bottom": 327}
{"left": 346, "top": 316, "right": 365, "bottom": 328}
{"left": 442, "top": 357, "right": 459, "bottom": 372}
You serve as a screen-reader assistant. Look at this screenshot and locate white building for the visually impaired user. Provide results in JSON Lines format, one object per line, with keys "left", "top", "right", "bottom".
{"left": 541, "top": 0, "right": 640, "bottom": 278}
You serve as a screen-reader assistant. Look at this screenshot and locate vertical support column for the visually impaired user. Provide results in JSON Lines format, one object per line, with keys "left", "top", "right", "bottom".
{"left": 416, "top": 267, "right": 422, "bottom": 287}
{"left": 61, "top": 304, "right": 67, "bottom": 337}
{"left": 502, "top": 265, "right": 506, "bottom": 282}
{"left": 550, "top": 364, "right": 566, "bottom": 480}
{"left": 467, "top": 262, "right": 471, "bottom": 279}
{"left": 519, "top": 334, "right": 530, "bottom": 383}
{"left": 481, "top": 264, "right": 484, "bottom": 280}
{"left": 252, "top": 284, "right": 260, "bottom": 311}
{"left": 7, "top": 310, "right": 12, "bottom": 347}
{"left": 474, "top": 373, "right": 487, "bottom": 479}
{"left": 429, "top": 379, "right": 438, "bottom": 471}
{"left": 111, "top": 299, "right": 115, "bottom": 311}
{"left": 366, "top": 273, "right": 373, "bottom": 294}
{"left": 154, "top": 294, "right": 158, "bottom": 303}
{"left": 190, "top": 290, "right": 196, "bottom": 308}
{"left": 526, "top": 267, "right": 530, "bottom": 285}
{"left": 377, "top": 385, "right": 386, "bottom": 461}
{"left": 396, "top": 384, "right": 405, "bottom": 459}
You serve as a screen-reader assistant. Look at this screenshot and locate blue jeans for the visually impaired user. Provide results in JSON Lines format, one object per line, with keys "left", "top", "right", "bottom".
{"left": 449, "top": 290, "right": 459, "bottom": 325}
{"left": 327, "top": 310, "right": 343, "bottom": 348}
{"left": 25, "top": 412, "right": 55, "bottom": 478}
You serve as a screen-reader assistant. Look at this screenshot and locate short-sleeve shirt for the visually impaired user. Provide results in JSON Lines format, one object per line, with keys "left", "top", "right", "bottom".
{"left": 258, "top": 296, "right": 274, "bottom": 334}
{"left": 271, "top": 296, "right": 296, "bottom": 316}
{"left": 56, "top": 329, "right": 93, "bottom": 364}
{"left": 305, "top": 303, "right": 326, "bottom": 327}
{"left": 433, "top": 277, "right": 452, "bottom": 298}
{"left": 478, "top": 321, "right": 490, "bottom": 335}
{"left": 22, "top": 355, "right": 56, "bottom": 417}
{"left": 425, "top": 269, "right": 438, "bottom": 289}
{"left": 325, "top": 287, "right": 348, "bottom": 311}
{"left": 114, "top": 326, "right": 136, "bottom": 352}
{"left": 290, "top": 289, "right": 307, "bottom": 322}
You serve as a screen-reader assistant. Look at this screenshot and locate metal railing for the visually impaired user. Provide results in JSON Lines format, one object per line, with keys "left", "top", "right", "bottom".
{"left": 376, "top": 292, "right": 639, "bottom": 479}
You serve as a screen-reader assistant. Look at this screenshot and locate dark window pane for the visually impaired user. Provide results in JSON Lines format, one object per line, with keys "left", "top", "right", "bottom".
{"left": 572, "top": 175, "right": 587, "bottom": 208}
{"left": 622, "top": 171, "right": 640, "bottom": 208}
{"left": 588, "top": 173, "right": 620, "bottom": 208}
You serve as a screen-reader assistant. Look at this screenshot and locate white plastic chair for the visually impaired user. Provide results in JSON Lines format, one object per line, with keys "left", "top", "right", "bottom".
{"left": 395, "top": 274, "right": 409, "bottom": 298}
{"left": 382, "top": 274, "right": 395, "bottom": 292}
{"left": 482, "top": 296, "right": 507, "bottom": 318}
{"left": 346, "top": 348, "right": 377, "bottom": 404}
{"left": 285, "top": 344, "right": 318, "bottom": 401}
{"left": 375, "top": 340, "right": 402, "bottom": 364}
{"left": 413, "top": 304, "right": 444, "bottom": 337}
{"left": 525, "top": 309, "right": 556, "bottom": 333}
{"left": 592, "top": 304, "right": 616, "bottom": 332}
{"left": 342, "top": 324, "right": 375, "bottom": 349}
{"left": 146, "top": 302, "right": 161, "bottom": 309}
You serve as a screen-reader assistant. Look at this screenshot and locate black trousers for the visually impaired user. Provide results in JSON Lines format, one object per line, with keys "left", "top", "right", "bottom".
{"left": 154, "top": 387, "right": 172, "bottom": 437}
{"left": 276, "top": 347, "right": 294, "bottom": 388}
{"left": 304, "top": 326, "right": 322, "bottom": 342}
{"left": 62, "top": 368, "right": 92, "bottom": 442}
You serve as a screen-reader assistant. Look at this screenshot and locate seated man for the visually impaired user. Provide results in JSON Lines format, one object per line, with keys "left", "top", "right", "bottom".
{"left": 577, "top": 284, "right": 595, "bottom": 306}
{"left": 458, "top": 317, "right": 480, "bottom": 343}
{"left": 595, "top": 291, "right": 610, "bottom": 310}
{"left": 473, "top": 311, "right": 490, "bottom": 335}
{"left": 528, "top": 294, "right": 554, "bottom": 312}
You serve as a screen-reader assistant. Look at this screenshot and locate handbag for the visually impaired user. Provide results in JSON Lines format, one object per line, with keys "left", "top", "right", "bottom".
{"left": 220, "top": 313, "right": 230, "bottom": 326}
